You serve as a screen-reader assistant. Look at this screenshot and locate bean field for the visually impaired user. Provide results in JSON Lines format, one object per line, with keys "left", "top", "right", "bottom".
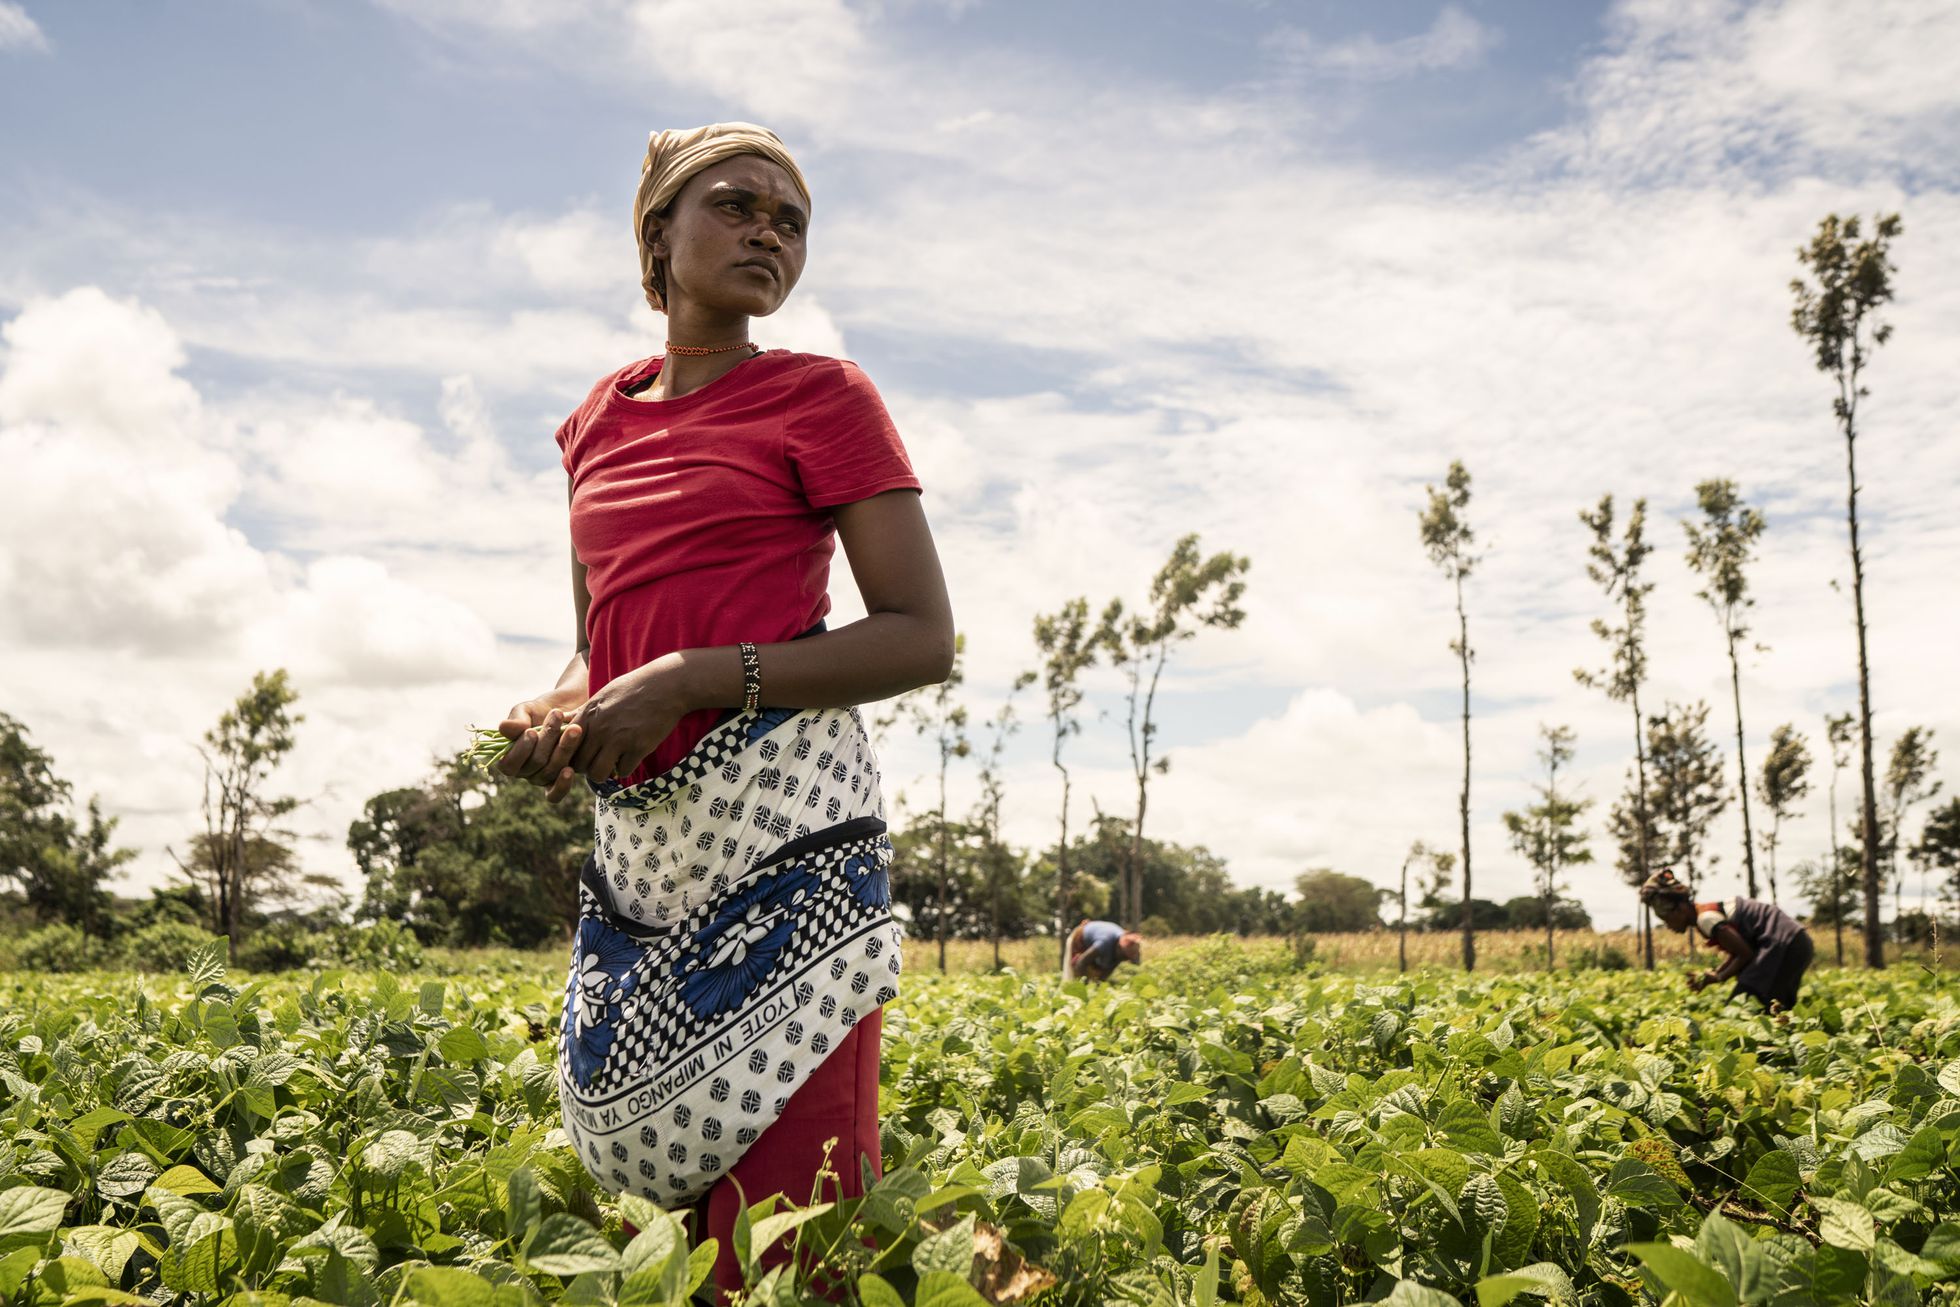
{"left": 2, "top": 938, "right": 1957, "bottom": 1305}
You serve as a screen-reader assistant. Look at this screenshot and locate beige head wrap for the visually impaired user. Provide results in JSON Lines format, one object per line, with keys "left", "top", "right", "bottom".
{"left": 1638, "top": 868, "right": 1693, "bottom": 908}
{"left": 634, "top": 122, "right": 812, "bottom": 314}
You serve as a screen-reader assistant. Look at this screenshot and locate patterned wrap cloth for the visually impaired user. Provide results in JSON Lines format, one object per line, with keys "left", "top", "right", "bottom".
{"left": 557, "top": 702, "right": 901, "bottom": 1204}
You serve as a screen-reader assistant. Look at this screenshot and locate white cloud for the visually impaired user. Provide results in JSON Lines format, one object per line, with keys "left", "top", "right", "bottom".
{"left": 1264, "top": 6, "right": 1500, "bottom": 79}
{"left": 0, "top": 289, "right": 557, "bottom": 893}
{"left": 6, "top": 0, "right": 1956, "bottom": 932}
{"left": 0, "top": 2, "right": 47, "bottom": 53}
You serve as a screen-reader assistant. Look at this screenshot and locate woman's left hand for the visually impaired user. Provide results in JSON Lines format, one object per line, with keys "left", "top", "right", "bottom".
{"left": 566, "top": 657, "right": 693, "bottom": 783}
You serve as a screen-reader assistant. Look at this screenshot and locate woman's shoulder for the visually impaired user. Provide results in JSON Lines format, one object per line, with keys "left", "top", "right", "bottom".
{"left": 568, "top": 355, "right": 659, "bottom": 417}
{"left": 770, "top": 351, "right": 882, "bottom": 394}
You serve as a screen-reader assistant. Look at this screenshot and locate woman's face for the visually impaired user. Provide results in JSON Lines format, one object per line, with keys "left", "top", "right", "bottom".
{"left": 1658, "top": 899, "right": 1695, "bottom": 933}
{"left": 645, "top": 155, "right": 808, "bottom": 319}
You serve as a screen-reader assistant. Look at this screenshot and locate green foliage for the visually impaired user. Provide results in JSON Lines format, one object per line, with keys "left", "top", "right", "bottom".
{"left": 113, "top": 920, "right": 221, "bottom": 973}
{"left": 1645, "top": 700, "right": 1729, "bottom": 890}
{"left": 11, "top": 922, "right": 101, "bottom": 972}
{"left": 1291, "top": 868, "right": 1387, "bottom": 933}
{"left": 4, "top": 938, "right": 1960, "bottom": 1304}
{"left": 353, "top": 756, "right": 587, "bottom": 949}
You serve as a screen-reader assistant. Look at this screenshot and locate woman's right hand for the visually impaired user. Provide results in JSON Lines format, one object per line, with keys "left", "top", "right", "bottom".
{"left": 497, "top": 696, "right": 587, "bottom": 803}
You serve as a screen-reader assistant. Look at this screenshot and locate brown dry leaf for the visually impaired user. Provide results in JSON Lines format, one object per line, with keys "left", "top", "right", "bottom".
{"left": 918, "top": 1214, "right": 1057, "bottom": 1303}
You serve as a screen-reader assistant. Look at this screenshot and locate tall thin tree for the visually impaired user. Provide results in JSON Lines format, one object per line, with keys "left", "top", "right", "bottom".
{"left": 1756, "top": 724, "right": 1812, "bottom": 908}
{"left": 1791, "top": 211, "right": 1903, "bottom": 968}
{"left": 1683, "top": 478, "right": 1767, "bottom": 896}
{"left": 1103, "top": 534, "right": 1249, "bottom": 928}
{"left": 1395, "top": 840, "right": 1446, "bottom": 973}
{"left": 1501, "top": 724, "right": 1593, "bottom": 970}
{"left": 1881, "top": 727, "right": 1940, "bottom": 921}
{"left": 1419, "top": 460, "right": 1482, "bottom": 971}
{"left": 1576, "top": 495, "right": 1658, "bottom": 966}
{"left": 1646, "top": 701, "right": 1730, "bottom": 909}
{"left": 1824, "top": 711, "right": 1855, "bottom": 964}
{"left": 1030, "top": 597, "right": 1117, "bottom": 966}
{"left": 973, "top": 674, "right": 1034, "bottom": 970}
{"left": 891, "top": 634, "right": 971, "bottom": 972}
{"left": 169, "top": 669, "right": 305, "bottom": 940}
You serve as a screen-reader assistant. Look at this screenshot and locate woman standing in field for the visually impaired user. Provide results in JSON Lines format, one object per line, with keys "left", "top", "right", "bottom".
{"left": 1639, "top": 869, "right": 1815, "bottom": 1011}
{"left": 491, "top": 122, "right": 954, "bottom": 1293}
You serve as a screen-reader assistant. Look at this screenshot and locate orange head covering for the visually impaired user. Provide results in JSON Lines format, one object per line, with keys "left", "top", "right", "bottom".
{"left": 633, "top": 122, "right": 811, "bottom": 313}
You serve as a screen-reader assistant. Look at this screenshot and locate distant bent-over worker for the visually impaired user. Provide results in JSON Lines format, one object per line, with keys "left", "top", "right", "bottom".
{"left": 1639, "top": 869, "right": 1814, "bottom": 1011}
{"left": 1065, "top": 918, "right": 1142, "bottom": 982}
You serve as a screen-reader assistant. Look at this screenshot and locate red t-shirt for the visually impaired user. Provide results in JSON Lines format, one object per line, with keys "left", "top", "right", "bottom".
{"left": 556, "top": 349, "right": 922, "bottom": 786}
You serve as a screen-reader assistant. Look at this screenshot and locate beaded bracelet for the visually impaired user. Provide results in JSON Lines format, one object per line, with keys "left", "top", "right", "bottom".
{"left": 739, "top": 642, "right": 761, "bottom": 711}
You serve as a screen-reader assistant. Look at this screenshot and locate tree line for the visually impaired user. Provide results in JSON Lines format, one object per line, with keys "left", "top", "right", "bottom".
{"left": 1411, "top": 211, "right": 1956, "bottom": 973}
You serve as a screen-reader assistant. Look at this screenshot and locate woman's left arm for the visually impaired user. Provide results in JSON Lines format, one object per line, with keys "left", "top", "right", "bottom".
{"left": 1702, "top": 922, "right": 1755, "bottom": 985}
{"left": 567, "top": 490, "right": 953, "bottom": 780}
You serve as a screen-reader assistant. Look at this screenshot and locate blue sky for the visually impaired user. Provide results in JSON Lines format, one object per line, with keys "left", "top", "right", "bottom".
{"left": 3, "top": 0, "right": 1956, "bottom": 929}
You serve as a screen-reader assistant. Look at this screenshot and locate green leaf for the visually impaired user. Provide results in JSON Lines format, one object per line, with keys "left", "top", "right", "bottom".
{"left": 1476, "top": 1263, "right": 1575, "bottom": 1307}
{"left": 1740, "top": 1149, "right": 1799, "bottom": 1214}
{"left": 1194, "top": 1238, "right": 1221, "bottom": 1307}
{"left": 1883, "top": 1126, "right": 1945, "bottom": 1183}
{"left": 0, "top": 1184, "right": 69, "bottom": 1252}
{"left": 857, "top": 1274, "right": 908, "bottom": 1307}
{"left": 506, "top": 1164, "right": 542, "bottom": 1246}
{"left": 747, "top": 1202, "right": 834, "bottom": 1270}
{"left": 685, "top": 1240, "right": 719, "bottom": 1297}
{"left": 402, "top": 1265, "right": 537, "bottom": 1307}
{"left": 1626, "top": 1242, "right": 1738, "bottom": 1307}
{"left": 439, "top": 1025, "right": 490, "bottom": 1063}
{"left": 912, "top": 1269, "right": 990, "bottom": 1307}
{"left": 67, "top": 1107, "right": 131, "bottom": 1151}
{"left": 914, "top": 1212, "right": 977, "bottom": 1278}
{"left": 95, "top": 1150, "right": 159, "bottom": 1199}
{"left": 1606, "top": 1157, "right": 1682, "bottom": 1210}
{"left": 523, "top": 1213, "right": 622, "bottom": 1276}
{"left": 63, "top": 1225, "right": 143, "bottom": 1282}
{"left": 361, "top": 1129, "right": 424, "bottom": 1182}
{"left": 1813, "top": 1196, "right": 1876, "bottom": 1252}
{"left": 153, "top": 1163, "right": 222, "bottom": 1196}
{"left": 0, "top": 1247, "right": 36, "bottom": 1298}
{"left": 1382, "top": 1280, "right": 1467, "bottom": 1307}
{"left": 1438, "top": 1097, "right": 1504, "bottom": 1155}
{"left": 1936, "top": 1059, "right": 1960, "bottom": 1099}
{"left": 1163, "top": 1081, "right": 1210, "bottom": 1107}
{"left": 186, "top": 937, "right": 229, "bottom": 990}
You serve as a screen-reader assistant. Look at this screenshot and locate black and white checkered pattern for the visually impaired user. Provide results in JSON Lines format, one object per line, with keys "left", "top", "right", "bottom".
{"left": 558, "top": 704, "right": 901, "bottom": 1207}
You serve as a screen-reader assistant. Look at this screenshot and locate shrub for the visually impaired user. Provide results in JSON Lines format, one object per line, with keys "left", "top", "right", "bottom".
{"left": 16, "top": 923, "right": 103, "bottom": 973}
{"left": 116, "top": 920, "right": 221, "bottom": 972}
{"left": 1567, "top": 943, "right": 1632, "bottom": 972}
{"left": 235, "top": 920, "right": 316, "bottom": 972}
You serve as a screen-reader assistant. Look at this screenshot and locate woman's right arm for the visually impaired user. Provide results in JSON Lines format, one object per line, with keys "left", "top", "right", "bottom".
{"left": 494, "top": 477, "right": 594, "bottom": 800}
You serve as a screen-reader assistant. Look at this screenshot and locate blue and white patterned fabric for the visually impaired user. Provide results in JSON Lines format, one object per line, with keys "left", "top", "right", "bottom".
{"left": 557, "top": 703, "right": 902, "bottom": 1206}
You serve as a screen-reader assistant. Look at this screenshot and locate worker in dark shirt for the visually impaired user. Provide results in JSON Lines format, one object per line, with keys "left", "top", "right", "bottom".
{"left": 1639, "top": 869, "right": 1814, "bottom": 1011}
{"left": 1065, "top": 918, "right": 1142, "bottom": 982}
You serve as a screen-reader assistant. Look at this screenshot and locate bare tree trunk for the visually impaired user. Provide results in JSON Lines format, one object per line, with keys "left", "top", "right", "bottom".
{"left": 1454, "top": 574, "right": 1475, "bottom": 972}
{"left": 936, "top": 751, "right": 949, "bottom": 973}
{"left": 1054, "top": 736, "right": 1072, "bottom": 972}
{"left": 1399, "top": 857, "right": 1409, "bottom": 974}
{"left": 1631, "top": 676, "right": 1654, "bottom": 969}
{"left": 1727, "top": 632, "right": 1758, "bottom": 898}
{"left": 1829, "top": 758, "right": 1845, "bottom": 964}
{"left": 1846, "top": 397, "right": 1884, "bottom": 969}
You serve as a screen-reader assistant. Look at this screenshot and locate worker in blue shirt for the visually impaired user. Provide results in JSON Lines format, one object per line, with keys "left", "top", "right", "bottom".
{"left": 1065, "top": 918, "right": 1142, "bottom": 982}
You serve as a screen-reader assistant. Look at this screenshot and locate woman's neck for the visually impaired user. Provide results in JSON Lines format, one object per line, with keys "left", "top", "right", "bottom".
{"left": 640, "top": 305, "right": 755, "bottom": 401}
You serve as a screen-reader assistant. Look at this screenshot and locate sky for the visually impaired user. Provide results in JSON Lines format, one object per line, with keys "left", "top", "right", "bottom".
{"left": 2, "top": 0, "right": 1956, "bottom": 932}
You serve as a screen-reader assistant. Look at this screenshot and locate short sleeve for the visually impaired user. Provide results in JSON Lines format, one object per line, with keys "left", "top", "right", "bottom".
{"left": 554, "top": 410, "right": 577, "bottom": 476}
{"left": 1695, "top": 907, "right": 1727, "bottom": 942}
{"left": 782, "top": 359, "right": 922, "bottom": 509}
